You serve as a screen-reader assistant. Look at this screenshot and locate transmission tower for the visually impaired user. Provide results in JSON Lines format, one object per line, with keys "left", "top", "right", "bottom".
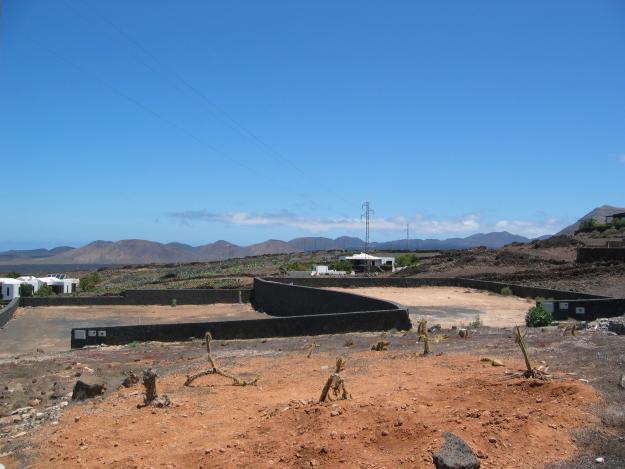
{"left": 361, "top": 201, "right": 374, "bottom": 254}
{"left": 406, "top": 223, "right": 410, "bottom": 251}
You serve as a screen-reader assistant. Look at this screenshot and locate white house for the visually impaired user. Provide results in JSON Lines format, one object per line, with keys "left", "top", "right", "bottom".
{"left": 0, "top": 278, "right": 23, "bottom": 301}
{"left": 17, "top": 276, "right": 44, "bottom": 293}
{"left": 339, "top": 253, "right": 396, "bottom": 272}
{"left": 38, "top": 274, "right": 78, "bottom": 294}
{"left": 310, "top": 265, "right": 349, "bottom": 276}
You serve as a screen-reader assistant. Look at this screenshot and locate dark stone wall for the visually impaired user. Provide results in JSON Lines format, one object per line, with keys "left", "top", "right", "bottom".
{"left": 252, "top": 278, "right": 401, "bottom": 316}
{"left": 540, "top": 298, "right": 625, "bottom": 321}
{"left": 264, "top": 277, "right": 605, "bottom": 300}
{"left": 70, "top": 278, "right": 412, "bottom": 348}
{"left": 121, "top": 289, "right": 251, "bottom": 305}
{"left": 19, "top": 289, "right": 251, "bottom": 307}
{"left": 266, "top": 277, "right": 455, "bottom": 289}
{"left": 0, "top": 298, "right": 19, "bottom": 328}
{"left": 70, "top": 308, "right": 412, "bottom": 348}
{"left": 452, "top": 278, "right": 604, "bottom": 300}
{"left": 577, "top": 247, "right": 625, "bottom": 263}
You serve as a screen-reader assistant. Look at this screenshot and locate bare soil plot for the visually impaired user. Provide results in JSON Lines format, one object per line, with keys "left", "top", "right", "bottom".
{"left": 2, "top": 327, "right": 624, "bottom": 468}
{"left": 329, "top": 286, "right": 532, "bottom": 328}
{"left": 0, "top": 304, "right": 263, "bottom": 358}
{"left": 30, "top": 351, "right": 598, "bottom": 469}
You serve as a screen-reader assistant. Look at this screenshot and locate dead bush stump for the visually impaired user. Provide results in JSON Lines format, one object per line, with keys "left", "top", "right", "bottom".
{"left": 184, "top": 332, "right": 259, "bottom": 387}
{"left": 561, "top": 321, "right": 576, "bottom": 337}
{"left": 319, "top": 357, "right": 351, "bottom": 402}
{"left": 371, "top": 341, "right": 390, "bottom": 351}
{"left": 417, "top": 320, "right": 431, "bottom": 355}
{"left": 139, "top": 368, "right": 171, "bottom": 408}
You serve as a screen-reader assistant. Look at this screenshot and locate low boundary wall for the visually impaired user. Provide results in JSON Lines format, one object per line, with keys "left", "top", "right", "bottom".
{"left": 0, "top": 298, "right": 19, "bottom": 328}
{"left": 252, "top": 277, "right": 402, "bottom": 316}
{"left": 19, "top": 289, "right": 251, "bottom": 307}
{"left": 70, "top": 278, "right": 411, "bottom": 348}
{"left": 266, "top": 277, "right": 605, "bottom": 300}
{"left": 539, "top": 298, "right": 625, "bottom": 321}
{"left": 265, "top": 277, "right": 621, "bottom": 321}
{"left": 71, "top": 279, "right": 412, "bottom": 348}
{"left": 577, "top": 247, "right": 625, "bottom": 263}
{"left": 70, "top": 309, "right": 410, "bottom": 348}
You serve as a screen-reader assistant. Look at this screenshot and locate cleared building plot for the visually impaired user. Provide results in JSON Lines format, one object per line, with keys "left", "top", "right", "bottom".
{"left": 328, "top": 286, "right": 531, "bottom": 328}
{"left": 0, "top": 304, "right": 263, "bottom": 358}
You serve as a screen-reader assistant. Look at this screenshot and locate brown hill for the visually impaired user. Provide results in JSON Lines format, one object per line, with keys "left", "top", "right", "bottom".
{"left": 47, "top": 240, "right": 199, "bottom": 264}
{"left": 2, "top": 232, "right": 546, "bottom": 266}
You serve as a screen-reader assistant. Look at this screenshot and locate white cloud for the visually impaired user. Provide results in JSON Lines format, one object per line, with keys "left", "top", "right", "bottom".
{"left": 494, "top": 218, "right": 563, "bottom": 238}
{"left": 169, "top": 210, "right": 562, "bottom": 238}
{"left": 171, "top": 210, "right": 480, "bottom": 235}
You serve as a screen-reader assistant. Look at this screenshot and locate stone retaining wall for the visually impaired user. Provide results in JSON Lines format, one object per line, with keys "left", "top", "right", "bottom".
{"left": 70, "top": 278, "right": 411, "bottom": 348}
{"left": 0, "top": 298, "right": 19, "bottom": 328}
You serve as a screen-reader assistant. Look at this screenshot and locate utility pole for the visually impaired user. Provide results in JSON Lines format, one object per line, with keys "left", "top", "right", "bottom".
{"left": 406, "top": 223, "right": 410, "bottom": 251}
{"left": 361, "top": 201, "right": 374, "bottom": 254}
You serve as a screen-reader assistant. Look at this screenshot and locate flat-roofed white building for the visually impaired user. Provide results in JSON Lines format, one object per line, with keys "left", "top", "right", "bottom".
{"left": 17, "top": 276, "right": 44, "bottom": 293}
{"left": 0, "top": 278, "right": 23, "bottom": 300}
{"left": 339, "top": 252, "right": 395, "bottom": 272}
{"left": 310, "top": 265, "right": 349, "bottom": 276}
{"left": 38, "top": 274, "right": 79, "bottom": 294}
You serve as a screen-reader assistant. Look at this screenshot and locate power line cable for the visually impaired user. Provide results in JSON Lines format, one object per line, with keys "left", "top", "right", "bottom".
{"left": 23, "top": 33, "right": 315, "bottom": 201}
{"left": 69, "top": 0, "right": 357, "bottom": 212}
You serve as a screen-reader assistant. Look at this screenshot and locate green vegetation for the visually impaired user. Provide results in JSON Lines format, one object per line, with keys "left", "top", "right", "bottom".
{"left": 396, "top": 253, "right": 420, "bottom": 268}
{"left": 579, "top": 216, "right": 625, "bottom": 233}
{"left": 170, "top": 298, "right": 177, "bottom": 307}
{"left": 500, "top": 286, "right": 512, "bottom": 296}
{"left": 580, "top": 218, "right": 600, "bottom": 231}
{"left": 525, "top": 304, "right": 553, "bottom": 327}
{"left": 329, "top": 260, "right": 353, "bottom": 272}
{"left": 19, "top": 283, "right": 34, "bottom": 297}
{"left": 79, "top": 272, "right": 99, "bottom": 292}
{"left": 35, "top": 284, "right": 54, "bottom": 297}
{"left": 468, "top": 313, "right": 483, "bottom": 329}
{"left": 3, "top": 271, "right": 20, "bottom": 279}
{"left": 284, "top": 261, "right": 315, "bottom": 272}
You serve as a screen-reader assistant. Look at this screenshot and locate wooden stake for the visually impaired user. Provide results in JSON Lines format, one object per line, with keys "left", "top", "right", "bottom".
{"left": 514, "top": 326, "right": 533, "bottom": 375}
{"left": 508, "top": 326, "right": 550, "bottom": 380}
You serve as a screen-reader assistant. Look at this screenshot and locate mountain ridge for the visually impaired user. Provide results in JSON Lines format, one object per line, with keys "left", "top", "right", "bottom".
{"left": 0, "top": 231, "right": 535, "bottom": 265}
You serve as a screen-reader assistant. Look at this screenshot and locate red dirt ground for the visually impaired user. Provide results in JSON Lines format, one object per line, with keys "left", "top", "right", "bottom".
{"left": 32, "top": 351, "right": 599, "bottom": 469}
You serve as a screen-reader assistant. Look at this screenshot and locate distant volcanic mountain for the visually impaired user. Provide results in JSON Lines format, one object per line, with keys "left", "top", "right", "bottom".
{"left": 0, "top": 232, "right": 537, "bottom": 266}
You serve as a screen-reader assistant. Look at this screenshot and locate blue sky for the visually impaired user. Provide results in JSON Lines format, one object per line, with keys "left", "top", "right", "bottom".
{"left": 1, "top": 1, "right": 624, "bottom": 250}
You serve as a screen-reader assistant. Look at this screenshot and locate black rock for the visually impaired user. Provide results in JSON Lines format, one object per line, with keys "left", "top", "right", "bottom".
{"left": 433, "top": 432, "right": 480, "bottom": 469}
{"left": 71, "top": 380, "right": 105, "bottom": 401}
{"left": 608, "top": 317, "right": 625, "bottom": 335}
